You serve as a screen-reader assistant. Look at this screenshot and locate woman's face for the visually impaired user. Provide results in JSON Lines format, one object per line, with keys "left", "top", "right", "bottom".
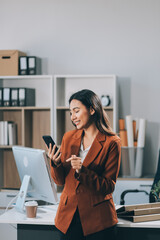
{"left": 70, "top": 99, "right": 94, "bottom": 130}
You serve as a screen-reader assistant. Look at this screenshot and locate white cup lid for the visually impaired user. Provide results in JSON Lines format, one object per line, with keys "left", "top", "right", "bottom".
{"left": 24, "top": 201, "right": 38, "bottom": 207}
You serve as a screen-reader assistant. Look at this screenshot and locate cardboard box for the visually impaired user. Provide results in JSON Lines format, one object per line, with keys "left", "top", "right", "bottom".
{"left": 0, "top": 50, "right": 26, "bottom": 76}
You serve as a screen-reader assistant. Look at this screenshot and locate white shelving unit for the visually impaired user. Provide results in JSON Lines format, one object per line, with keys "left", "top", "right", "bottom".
{"left": 0, "top": 74, "right": 118, "bottom": 189}
{"left": 0, "top": 75, "right": 53, "bottom": 189}
{"left": 53, "top": 75, "right": 118, "bottom": 145}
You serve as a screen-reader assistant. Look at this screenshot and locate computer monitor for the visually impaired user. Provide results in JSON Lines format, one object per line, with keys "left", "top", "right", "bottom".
{"left": 12, "top": 146, "right": 58, "bottom": 212}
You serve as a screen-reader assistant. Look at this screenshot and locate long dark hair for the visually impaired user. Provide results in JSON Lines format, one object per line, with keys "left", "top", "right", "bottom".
{"left": 69, "top": 89, "right": 115, "bottom": 136}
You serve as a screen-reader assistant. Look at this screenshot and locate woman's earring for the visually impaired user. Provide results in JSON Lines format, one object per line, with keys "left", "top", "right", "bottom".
{"left": 90, "top": 107, "right": 95, "bottom": 115}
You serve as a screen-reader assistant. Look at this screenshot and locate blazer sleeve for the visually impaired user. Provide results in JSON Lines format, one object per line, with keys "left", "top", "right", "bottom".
{"left": 75, "top": 138, "right": 121, "bottom": 195}
{"left": 50, "top": 135, "right": 66, "bottom": 186}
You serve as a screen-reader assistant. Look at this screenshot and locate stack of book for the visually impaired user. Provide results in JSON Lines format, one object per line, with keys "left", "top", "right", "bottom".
{"left": 0, "top": 121, "right": 17, "bottom": 145}
{"left": 117, "top": 202, "right": 160, "bottom": 223}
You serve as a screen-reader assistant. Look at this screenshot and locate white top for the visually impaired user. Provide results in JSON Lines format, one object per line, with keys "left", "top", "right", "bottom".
{"left": 79, "top": 140, "right": 91, "bottom": 163}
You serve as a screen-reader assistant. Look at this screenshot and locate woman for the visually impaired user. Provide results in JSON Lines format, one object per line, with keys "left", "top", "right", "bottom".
{"left": 47, "top": 89, "right": 121, "bottom": 240}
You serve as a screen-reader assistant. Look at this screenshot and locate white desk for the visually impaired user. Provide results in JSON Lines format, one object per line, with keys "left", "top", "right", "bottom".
{"left": 0, "top": 206, "right": 160, "bottom": 240}
{"left": 0, "top": 205, "right": 60, "bottom": 240}
{"left": 118, "top": 217, "right": 160, "bottom": 228}
{"left": 117, "top": 219, "right": 160, "bottom": 240}
{"left": 1, "top": 205, "right": 160, "bottom": 228}
{"left": 0, "top": 205, "right": 58, "bottom": 225}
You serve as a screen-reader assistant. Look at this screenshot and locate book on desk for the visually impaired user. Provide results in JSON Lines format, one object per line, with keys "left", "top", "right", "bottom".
{"left": 117, "top": 202, "right": 160, "bottom": 223}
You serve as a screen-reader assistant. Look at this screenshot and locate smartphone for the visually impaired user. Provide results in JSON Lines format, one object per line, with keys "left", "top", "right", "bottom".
{"left": 42, "top": 135, "right": 59, "bottom": 153}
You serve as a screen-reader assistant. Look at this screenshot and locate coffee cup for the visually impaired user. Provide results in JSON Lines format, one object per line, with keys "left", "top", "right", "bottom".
{"left": 24, "top": 201, "right": 38, "bottom": 218}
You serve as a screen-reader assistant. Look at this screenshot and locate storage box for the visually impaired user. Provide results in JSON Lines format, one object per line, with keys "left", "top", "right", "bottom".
{"left": 0, "top": 50, "right": 26, "bottom": 76}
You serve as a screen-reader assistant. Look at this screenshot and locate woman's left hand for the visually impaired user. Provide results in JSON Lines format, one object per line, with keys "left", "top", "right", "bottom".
{"left": 66, "top": 155, "right": 82, "bottom": 173}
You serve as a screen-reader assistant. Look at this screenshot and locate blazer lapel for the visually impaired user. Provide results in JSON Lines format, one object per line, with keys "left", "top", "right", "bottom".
{"left": 83, "top": 131, "right": 106, "bottom": 167}
{"left": 63, "top": 130, "right": 82, "bottom": 170}
{"left": 70, "top": 129, "right": 83, "bottom": 156}
{"left": 64, "top": 130, "right": 83, "bottom": 189}
{"left": 75, "top": 131, "right": 106, "bottom": 189}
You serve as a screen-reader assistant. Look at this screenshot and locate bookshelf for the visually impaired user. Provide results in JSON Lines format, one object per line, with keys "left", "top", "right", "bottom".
{"left": 0, "top": 74, "right": 118, "bottom": 189}
{"left": 53, "top": 75, "right": 118, "bottom": 145}
{"left": 0, "top": 75, "right": 53, "bottom": 189}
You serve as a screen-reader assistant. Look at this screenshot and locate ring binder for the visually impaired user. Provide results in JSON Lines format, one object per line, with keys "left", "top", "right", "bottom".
{"left": 11, "top": 88, "right": 19, "bottom": 106}
{"left": 3, "top": 88, "right": 11, "bottom": 106}
{"left": 27, "top": 56, "right": 41, "bottom": 75}
{"left": 19, "top": 88, "right": 35, "bottom": 106}
{"left": 19, "top": 56, "right": 28, "bottom": 75}
{"left": 0, "top": 88, "right": 3, "bottom": 106}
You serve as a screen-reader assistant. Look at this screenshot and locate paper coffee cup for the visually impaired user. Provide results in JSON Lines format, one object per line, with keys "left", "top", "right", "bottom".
{"left": 25, "top": 201, "right": 38, "bottom": 218}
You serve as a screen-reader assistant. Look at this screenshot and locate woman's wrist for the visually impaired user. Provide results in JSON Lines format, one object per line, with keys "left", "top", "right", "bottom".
{"left": 50, "top": 157, "right": 61, "bottom": 168}
{"left": 53, "top": 159, "right": 61, "bottom": 166}
{"left": 76, "top": 168, "right": 82, "bottom": 174}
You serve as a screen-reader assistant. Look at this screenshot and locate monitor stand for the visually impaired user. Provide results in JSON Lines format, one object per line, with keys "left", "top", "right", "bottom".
{"left": 15, "top": 175, "right": 31, "bottom": 212}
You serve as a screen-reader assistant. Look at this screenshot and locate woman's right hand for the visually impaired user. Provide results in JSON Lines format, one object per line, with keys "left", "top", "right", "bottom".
{"left": 47, "top": 143, "right": 61, "bottom": 166}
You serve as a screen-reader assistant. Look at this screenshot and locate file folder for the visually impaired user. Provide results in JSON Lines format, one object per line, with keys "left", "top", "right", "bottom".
{"left": 19, "top": 56, "right": 28, "bottom": 75}
{"left": 3, "top": 121, "right": 8, "bottom": 145}
{"left": 27, "top": 56, "right": 41, "bottom": 75}
{"left": 8, "top": 121, "right": 17, "bottom": 145}
{"left": 0, "top": 121, "right": 4, "bottom": 145}
{"left": 18, "top": 88, "right": 35, "bottom": 106}
{"left": 3, "top": 88, "right": 11, "bottom": 106}
{"left": 11, "top": 88, "right": 19, "bottom": 106}
{"left": 0, "top": 88, "right": 3, "bottom": 106}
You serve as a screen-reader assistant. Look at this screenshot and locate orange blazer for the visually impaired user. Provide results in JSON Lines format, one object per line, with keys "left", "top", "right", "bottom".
{"left": 50, "top": 129, "right": 121, "bottom": 236}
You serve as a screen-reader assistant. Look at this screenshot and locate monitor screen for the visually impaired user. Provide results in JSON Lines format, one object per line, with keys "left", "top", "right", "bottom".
{"left": 12, "top": 146, "right": 58, "bottom": 208}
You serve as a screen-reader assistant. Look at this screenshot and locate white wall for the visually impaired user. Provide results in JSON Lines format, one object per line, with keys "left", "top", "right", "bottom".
{"left": 1, "top": 0, "right": 160, "bottom": 175}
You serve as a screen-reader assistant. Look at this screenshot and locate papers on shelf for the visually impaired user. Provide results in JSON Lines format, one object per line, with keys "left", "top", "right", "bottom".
{"left": 0, "top": 121, "right": 17, "bottom": 146}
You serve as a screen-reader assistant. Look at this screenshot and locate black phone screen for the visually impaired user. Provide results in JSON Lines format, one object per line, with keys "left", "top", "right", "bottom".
{"left": 42, "top": 135, "right": 58, "bottom": 152}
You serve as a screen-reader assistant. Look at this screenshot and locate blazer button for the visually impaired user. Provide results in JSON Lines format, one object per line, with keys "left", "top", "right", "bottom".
{"left": 77, "top": 190, "right": 80, "bottom": 194}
